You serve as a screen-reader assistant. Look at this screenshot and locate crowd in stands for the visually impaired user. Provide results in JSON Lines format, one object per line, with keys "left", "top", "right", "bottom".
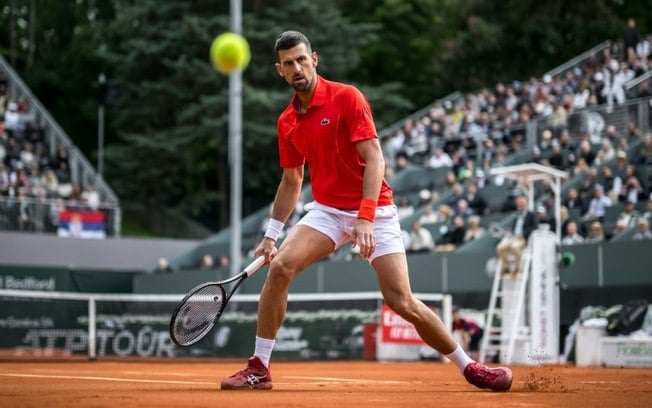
{"left": 0, "top": 73, "right": 103, "bottom": 235}
{"left": 380, "top": 26, "right": 652, "bottom": 254}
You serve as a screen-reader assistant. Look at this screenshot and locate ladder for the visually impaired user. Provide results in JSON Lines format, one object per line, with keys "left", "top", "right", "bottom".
{"left": 479, "top": 241, "right": 532, "bottom": 364}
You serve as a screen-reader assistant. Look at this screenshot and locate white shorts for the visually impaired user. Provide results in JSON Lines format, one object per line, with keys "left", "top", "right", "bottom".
{"left": 296, "top": 201, "right": 406, "bottom": 262}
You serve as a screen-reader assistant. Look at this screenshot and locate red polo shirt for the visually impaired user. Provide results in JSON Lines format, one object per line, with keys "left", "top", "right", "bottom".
{"left": 277, "top": 76, "right": 393, "bottom": 210}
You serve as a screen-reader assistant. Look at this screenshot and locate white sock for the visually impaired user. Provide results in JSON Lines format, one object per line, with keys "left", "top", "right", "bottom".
{"left": 445, "top": 344, "right": 475, "bottom": 373}
{"left": 253, "top": 336, "right": 275, "bottom": 368}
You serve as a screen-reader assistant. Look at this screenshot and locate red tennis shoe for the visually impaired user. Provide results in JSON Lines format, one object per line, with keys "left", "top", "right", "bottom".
{"left": 220, "top": 356, "right": 273, "bottom": 390}
{"left": 463, "top": 362, "right": 513, "bottom": 392}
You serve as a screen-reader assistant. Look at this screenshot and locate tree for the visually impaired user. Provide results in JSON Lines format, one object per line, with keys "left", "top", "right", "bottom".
{"left": 99, "top": 0, "right": 400, "bottom": 231}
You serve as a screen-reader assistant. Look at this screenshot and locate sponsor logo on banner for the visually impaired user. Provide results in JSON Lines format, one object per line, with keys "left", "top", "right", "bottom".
{"left": 381, "top": 304, "right": 434, "bottom": 345}
{"left": 0, "top": 275, "right": 55, "bottom": 291}
{"left": 57, "top": 210, "right": 106, "bottom": 239}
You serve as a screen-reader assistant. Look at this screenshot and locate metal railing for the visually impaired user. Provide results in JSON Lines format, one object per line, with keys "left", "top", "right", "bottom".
{"left": 0, "top": 54, "right": 120, "bottom": 235}
{"left": 0, "top": 196, "right": 120, "bottom": 238}
{"left": 544, "top": 40, "right": 612, "bottom": 79}
{"left": 528, "top": 96, "right": 651, "bottom": 148}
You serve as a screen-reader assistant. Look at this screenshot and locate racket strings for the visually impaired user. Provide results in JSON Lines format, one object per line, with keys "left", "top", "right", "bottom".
{"left": 171, "top": 285, "right": 226, "bottom": 346}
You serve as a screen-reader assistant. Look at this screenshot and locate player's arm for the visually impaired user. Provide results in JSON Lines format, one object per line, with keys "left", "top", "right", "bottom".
{"left": 270, "top": 165, "right": 304, "bottom": 223}
{"left": 356, "top": 138, "right": 385, "bottom": 204}
{"left": 352, "top": 137, "right": 385, "bottom": 259}
{"left": 256, "top": 165, "right": 304, "bottom": 261}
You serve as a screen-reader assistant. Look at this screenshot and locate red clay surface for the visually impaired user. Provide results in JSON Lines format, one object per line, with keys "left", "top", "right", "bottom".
{"left": 0, "top": 359, "right": 650, "bottom": 407}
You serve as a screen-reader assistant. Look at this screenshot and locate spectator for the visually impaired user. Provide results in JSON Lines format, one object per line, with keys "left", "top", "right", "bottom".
{"left": 620, "top": 176, "right": 644, "bottom": 204}
{"left": 586, "top": 221, "right": 605, "bottom": 243}
{"left": 576, "top": 139, "right": 596, "bottom": 167}
{"left": 42, "top": 169, "right": 59, "bottom": 198}
{"left": 3, "top": 102, "right": 24, "bottom": 132}
{"left": 417, "top": 189, "right": 433, "bottom": 207}
{"left": 435, "top": 204, "right": 454, "bottom": 225}
{"left": 435, "top": 215, "right": 466, "bottom": 252}
{"left": 626, "top": 122, "right": 642, "bottom": 142}
{"left": 612, "top": 150, "right": 630, "bottom": 180}
{"left": 407, "top": 220, "right": 435, "bottom": 253}
{"left": 594, "top": 140, "right": 615, "bottom": 166}
{"left": 547, "top": 140, "right": 564, "bottom": 169}
{"left": 396, "top": 195, "right": 415, "bottom": 220}
{"left": 496, "top": 194, "right": 538, "bottom": 276}
{"left": 642, "top": 198, "right": 652, "bottom": 220}
{"left": 623, "top": 18, "right": 641, "bottom": 63}
{"left": 564, "top": 187, "right": 587, "bottom": 215}
{"left": 464, "top": 183, "right": 487, "bottom": 215}
{"left": 536, "top": 204, "right": 555, "bottom": 232}
{"left": 218, "top": 255, "right": 231, "bottom": 268}
{"left": 582, "top": 184, "right": 612, "bottom": 222}
{"left": 10, "top": 164, "right": 31, "bottom": 197}
{"left": 572, "top": 157, "right": 590, "bottom": 177}
{"left": 463, "top": 215, "right": 485, "bottom": 242}
{"left": 394, "top": 152, "right": 410, "bottom": 172}
{"left": 156, "top": 257, "right": 172, "bottom": 273}
{"left": 614, "top": 200, "right": 640, "bottom": 235}
{"left": 199, "top": 254, "right": 214, "bottom": 269}
{"left": 34, "top": 144, "right": 51, "bottom": 172}
{"left": 452, "top": 306, "right": 484, "bottom": 361}
{"left": 19, "top": 142, "right": 36, "bottom": 171}
{"left": 0, "top": 162, "right": 9, "bottom": 196}
{"left": 612, "top": 62, "right": 635, "bottom": 105}
{"left": 455, "top": 199, "right": 474, "bottom": 220}
{"left": 473, "top": 168, "right": 488, "bottom": 189}
{"left": 55, "top": 144, "right": 70, "bottom": 169}
{"left": 636, "top": 134, "right": 652, "bottom": 165}
{"left": 81, "top": 184, "right": 101, "bottom": 210}
{"left": 600, "top": 165, "right": 622, "bottom": 200}
{"left": 457, "top": 159, "right": 475, "bottom": 183}
{"left": 419, "top": 203, "right": 440, "bottom": 224}
{"left": 633, "top": 218, "right": 652, "bottom": 240}
{"left": 637, "top": 36, "right": 650, "bottom": 66}
{"left": 427, "top": 147, "right": 453, "bottom": 168}
{"left": 447, "top": 184, "right": 466, "bottom": 209}
{"left": 562, "top": 221, "right": 585, "bottom": 245}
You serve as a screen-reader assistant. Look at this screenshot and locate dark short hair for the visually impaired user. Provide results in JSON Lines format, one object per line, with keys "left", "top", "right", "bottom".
{"left": 274, "top": 30, "right": 312, "bottom": 57}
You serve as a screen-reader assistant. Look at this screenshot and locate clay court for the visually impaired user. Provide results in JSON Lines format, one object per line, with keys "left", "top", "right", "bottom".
{"left": 0, "top": 359, "right": 650, "bottom": 407}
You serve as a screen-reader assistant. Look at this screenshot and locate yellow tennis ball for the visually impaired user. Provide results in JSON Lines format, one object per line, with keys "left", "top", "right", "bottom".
{"left": 210, "top": 32, "right": 251, "bottom": 74}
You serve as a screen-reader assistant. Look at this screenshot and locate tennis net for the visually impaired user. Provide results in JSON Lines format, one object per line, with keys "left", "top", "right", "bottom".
{"left": 0, "top": 289, "right": 451, "bottom": 361}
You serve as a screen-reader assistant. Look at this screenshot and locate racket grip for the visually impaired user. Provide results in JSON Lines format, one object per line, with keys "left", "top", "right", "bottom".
{"left": 244, "top": 256, "right": 266, "bottom": 276}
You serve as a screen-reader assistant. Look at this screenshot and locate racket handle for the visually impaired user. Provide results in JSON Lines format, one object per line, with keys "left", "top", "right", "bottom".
{"left": 243, "top": 255, "right": 266, "bottom": 276}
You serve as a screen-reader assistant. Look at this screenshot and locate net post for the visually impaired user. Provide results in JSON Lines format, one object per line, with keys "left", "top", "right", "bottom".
{"left": 88, "top": 297, "right": 97, "bottom": 360}
{"left": 442, "top": 294, "right": 452, "bottom": 331}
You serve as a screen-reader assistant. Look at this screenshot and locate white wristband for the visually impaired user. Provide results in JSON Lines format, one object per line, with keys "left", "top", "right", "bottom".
{"left": 264, "top": 218, "right": 285, "bottom": 241}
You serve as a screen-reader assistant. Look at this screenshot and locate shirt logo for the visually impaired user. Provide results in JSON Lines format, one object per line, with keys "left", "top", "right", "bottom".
{"left": 320, "top": 118, "right": 330, "bottom": 126}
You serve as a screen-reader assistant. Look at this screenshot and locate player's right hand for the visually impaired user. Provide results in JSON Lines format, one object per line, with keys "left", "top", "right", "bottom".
{"left": 255, "top": 237, "right": 278, "bottom": 263}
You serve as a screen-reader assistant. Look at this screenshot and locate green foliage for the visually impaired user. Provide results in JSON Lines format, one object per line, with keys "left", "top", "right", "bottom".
{"left": 1, "top": 0, "right": 651, "bottom": 235}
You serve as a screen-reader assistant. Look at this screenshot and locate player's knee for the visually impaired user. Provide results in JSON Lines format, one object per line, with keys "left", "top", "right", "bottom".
{"left": 385, "top": 296, "right": 418, "bottom": 321}
{"left": 267, "top": 257, "right": 297, "bottom": 285}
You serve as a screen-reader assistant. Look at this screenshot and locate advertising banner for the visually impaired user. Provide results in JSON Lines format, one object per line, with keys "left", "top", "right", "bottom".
{"left": 0, "top": 299, "right": 375, "bottom": 360}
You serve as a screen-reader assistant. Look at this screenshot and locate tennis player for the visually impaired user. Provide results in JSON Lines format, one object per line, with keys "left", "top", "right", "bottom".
{"left": 221, "top": 30, "right": 512, "bottom": 392}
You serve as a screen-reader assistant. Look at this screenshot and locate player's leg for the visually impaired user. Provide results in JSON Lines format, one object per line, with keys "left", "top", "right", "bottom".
{"left": 370, "top": 213, "right": 512, "bottom": 391}
{"left": 372, "top": 253, "right": 458, "bottom": 353}
{"left": 372, "top": 253, "right": 511, "bottom": 391}
{"left": 257, "top": 224, "right": 335, "bottom": 339}
{"left": 221, "top": 223, "right": 336, "bottom": 390}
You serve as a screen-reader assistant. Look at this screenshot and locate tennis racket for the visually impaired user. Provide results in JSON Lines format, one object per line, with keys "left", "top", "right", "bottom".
{"left": 169, "top": 255, "right": 266, "bottom": 347}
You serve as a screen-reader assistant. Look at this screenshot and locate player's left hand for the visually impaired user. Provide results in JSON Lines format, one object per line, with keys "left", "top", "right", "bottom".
{"left": 352, "top": 219, "right": 376, "bottom": 259}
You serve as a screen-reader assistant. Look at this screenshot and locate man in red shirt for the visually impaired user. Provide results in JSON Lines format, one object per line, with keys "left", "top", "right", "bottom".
{"left": 452, "top": 306, "right": 485, "bottom": 361}
{"left": 221, "top": 30, "right": 511, "bottom": 392}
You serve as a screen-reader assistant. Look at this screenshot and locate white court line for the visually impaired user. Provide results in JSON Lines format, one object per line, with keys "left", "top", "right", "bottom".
{"left": 0, "top": 372, "right": 413, "bottom": 386}
{"left": 0, "top": 373, "right": 215, "bottom": 385}
{"left": 580, "top": 381, "right": 621, "bottom": 384}
{"left": 283, "top": 375, "right": 412, "bottom": 384}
